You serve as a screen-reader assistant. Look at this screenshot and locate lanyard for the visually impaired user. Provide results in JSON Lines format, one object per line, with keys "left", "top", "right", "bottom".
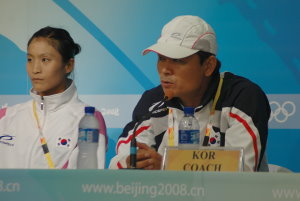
{"left": 167, "top": 73, "right": 224, "bottom": 147}
{"left": 32, "top": 101, "right": 55, "bottom": 168}
{"left": 202, "top": 73, "right": 224, "bottom": 146}
{"left": 167, "top": 108, "right": 175, "bottom": 146}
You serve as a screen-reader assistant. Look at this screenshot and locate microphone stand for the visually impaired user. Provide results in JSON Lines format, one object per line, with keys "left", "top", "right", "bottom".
{"left": 129, "top": 96, "right": 169, "bottom": 169}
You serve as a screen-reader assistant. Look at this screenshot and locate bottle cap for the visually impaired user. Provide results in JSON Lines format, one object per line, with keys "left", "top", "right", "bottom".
{"left": 85, "top": 106, "right": 95, "bottom": 114}
{"left": 183, "top": 107, "right": 194, "bottom": 115}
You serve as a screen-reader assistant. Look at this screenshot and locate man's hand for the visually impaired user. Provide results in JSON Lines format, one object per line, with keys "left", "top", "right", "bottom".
{"left": 126, "top": 142, "right": 162, "bottom": 170}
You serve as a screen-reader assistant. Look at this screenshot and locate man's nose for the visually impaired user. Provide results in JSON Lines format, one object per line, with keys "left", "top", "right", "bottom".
{"left": 159, "top": 60, "right": 173, "bottom": 75}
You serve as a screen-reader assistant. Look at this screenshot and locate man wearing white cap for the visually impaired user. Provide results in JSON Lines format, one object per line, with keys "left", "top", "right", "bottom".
{"left": 109, "top": 15, "right": 270, "bottom": 172}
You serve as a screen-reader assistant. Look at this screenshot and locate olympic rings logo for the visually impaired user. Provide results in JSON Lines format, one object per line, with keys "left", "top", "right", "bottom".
{"left": 269, "top": 101, "right": 296, "bottom": 123}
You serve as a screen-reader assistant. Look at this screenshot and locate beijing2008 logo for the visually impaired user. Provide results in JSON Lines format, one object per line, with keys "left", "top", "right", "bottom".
{"left": 269, "top": 101, "right": 296, "bottom": 123}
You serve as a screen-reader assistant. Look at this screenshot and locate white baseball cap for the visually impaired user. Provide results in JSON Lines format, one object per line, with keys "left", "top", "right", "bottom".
{"left": 143, "top": 15, "right": 217, "bottom": 59}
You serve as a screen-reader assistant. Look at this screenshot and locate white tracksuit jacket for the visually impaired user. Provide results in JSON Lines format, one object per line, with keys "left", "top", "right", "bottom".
{"left": 0, "top": 81, "right": 107, "bottom": 169}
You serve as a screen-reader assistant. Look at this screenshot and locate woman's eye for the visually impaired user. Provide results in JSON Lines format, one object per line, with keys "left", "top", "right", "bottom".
{"left": 27, "top": 58, "right": 32, "bottom": 62}
{"left": 42, "top": 58, "right": 49, "bottom": 62}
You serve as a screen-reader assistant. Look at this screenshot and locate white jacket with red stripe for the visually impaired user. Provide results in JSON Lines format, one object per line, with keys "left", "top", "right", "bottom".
{"left": 0, "top": 81, "right": 107, "bottom": 169}
{"left": 109, "top": 72, "right": 270, "bottom": 171}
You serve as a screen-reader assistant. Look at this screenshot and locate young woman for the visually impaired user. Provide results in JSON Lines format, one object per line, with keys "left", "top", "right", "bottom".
{"left": 0, "top": 27, "right": 107, "bottom": 169}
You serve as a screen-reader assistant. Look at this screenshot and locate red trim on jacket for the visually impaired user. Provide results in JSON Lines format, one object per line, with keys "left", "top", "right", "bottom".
{"left": 94, "top": 111, "right": 108, "bottom": 146}
{"left": 117, "top": 161, "right": 123, "bottom": 169}
{"left": 0, "top": 108, "right": 7, "bottom": 120}
{"left": 62, "top": 161, "right": 69, "bottom": 169}
{"left": 229, "top": 112, "right": 258, "bottom": 171}
{"left": 116, "top": 126, "right": 150, "bottom": 154}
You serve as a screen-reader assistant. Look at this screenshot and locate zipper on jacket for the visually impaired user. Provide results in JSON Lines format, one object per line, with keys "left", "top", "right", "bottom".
{"left": 40, "top": 96, "right": 44, "bottom": 110}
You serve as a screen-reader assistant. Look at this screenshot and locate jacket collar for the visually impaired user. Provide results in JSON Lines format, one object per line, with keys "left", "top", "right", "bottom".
{"left": 30, "top": 80, "right": 78, "bottom": 112}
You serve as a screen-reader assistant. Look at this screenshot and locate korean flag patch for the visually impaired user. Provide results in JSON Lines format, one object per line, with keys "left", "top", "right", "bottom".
{"left": 208, "top": 126, "right": 221, "bottom": 147}
{"left": 57, "top": 137, "right": 71, "bottom": 148}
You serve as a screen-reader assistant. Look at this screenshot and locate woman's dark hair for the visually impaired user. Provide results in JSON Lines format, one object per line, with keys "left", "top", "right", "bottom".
{"left": 197, "top": 51, "right": 221, "bottom": 76}
{"left": 27, "top": 26, "right": 81, "bottom": 64}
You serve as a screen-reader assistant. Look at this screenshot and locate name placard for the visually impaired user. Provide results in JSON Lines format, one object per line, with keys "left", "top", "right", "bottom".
{"left": 162, "top": 147, "right": 243, "bottom": 172}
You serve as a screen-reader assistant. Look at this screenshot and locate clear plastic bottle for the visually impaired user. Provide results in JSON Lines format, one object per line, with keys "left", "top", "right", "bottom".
{"left": 178, "top": 107, "right": 200, "bottom": 149}
{"left": 77, "top": 106, "right": 99, "bottom": 169}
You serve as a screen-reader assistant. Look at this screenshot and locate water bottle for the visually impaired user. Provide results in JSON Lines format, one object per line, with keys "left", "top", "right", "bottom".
{"left": 77, "top": 106, "right": 99, "bottom": 169}
{"left": 178, "top": 107, "right": 200, "bottom": 149}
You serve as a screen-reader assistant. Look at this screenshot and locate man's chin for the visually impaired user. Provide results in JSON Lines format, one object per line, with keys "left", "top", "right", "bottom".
{"left": 162, "top": 89, "right": 175, "bottom": 100}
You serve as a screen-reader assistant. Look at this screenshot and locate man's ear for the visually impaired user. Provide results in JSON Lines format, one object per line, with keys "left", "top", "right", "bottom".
{"left": 204, "top": 56, "right": 217, "bottom": 77}
{"left": 65, "top": 58, "right": 74, "bottom": 74}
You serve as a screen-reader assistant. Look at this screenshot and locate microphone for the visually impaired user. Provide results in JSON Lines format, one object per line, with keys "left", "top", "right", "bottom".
{"left": 129, "top": 94, "right": 171, "bottom": 169}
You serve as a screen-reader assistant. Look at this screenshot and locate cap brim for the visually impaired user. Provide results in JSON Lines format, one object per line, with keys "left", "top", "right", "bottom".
{"left": 142, "top": 43, "right": 199, "bottom": 59}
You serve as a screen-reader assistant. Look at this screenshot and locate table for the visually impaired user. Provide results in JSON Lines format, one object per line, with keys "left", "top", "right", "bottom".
{"left": 0, "top": 169, "right": 299, "bottom": 201}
